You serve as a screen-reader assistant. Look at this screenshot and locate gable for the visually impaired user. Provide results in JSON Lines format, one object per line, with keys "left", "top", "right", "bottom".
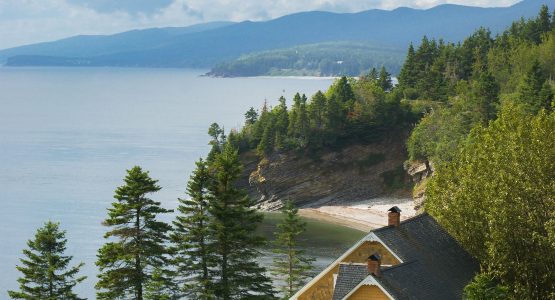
{"left": 294, "top": 233, "right": 401, "bottom": 299}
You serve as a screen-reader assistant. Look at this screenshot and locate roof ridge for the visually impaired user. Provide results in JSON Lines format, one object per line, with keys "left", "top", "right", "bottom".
{"left": 372, "top": 212, "right": 429, "bottom": 233}
{"left": 380, "top": 260, "right": 417, "bottom": 272}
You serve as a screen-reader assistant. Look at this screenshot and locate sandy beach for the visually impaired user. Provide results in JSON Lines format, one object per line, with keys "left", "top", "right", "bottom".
{"left": 299, "top": 197, "right": 416, "bottom": 232}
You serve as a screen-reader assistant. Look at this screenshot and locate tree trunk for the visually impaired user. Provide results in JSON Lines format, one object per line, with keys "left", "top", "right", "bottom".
{"left": 136, "top": 208, "right": 143, "bottom": 300}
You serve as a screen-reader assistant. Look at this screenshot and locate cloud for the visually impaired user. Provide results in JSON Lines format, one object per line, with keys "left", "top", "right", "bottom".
{"left": 66, "top": 0, "right": 174, "bottom": 14}
{"left": 0, "top": 0, "right": 520, "bottom": 50}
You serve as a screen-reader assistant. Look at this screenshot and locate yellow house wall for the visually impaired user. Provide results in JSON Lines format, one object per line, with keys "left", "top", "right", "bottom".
{"left": 296, "top": 241, "right": 399, "bottom": 299}
{"left": 297, "top": 264, "right": 339, "bottom": 300}
{"left": 343, "top": 241, "right": 400, "bottom": 265}
{"left": 347, "top": 285, "right": 390, "bottom": 300}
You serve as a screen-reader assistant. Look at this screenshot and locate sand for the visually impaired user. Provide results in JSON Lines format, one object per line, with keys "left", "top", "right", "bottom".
{"left": 298, "top": 197, "right": 416, "bottom": 232}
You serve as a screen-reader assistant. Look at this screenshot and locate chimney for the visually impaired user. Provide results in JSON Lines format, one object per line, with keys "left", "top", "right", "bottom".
{"left": 367, "top": 252, "right": 381, "bottom": 276}
{"left": 388, "top": 206, "right": 401, "bottom": 227}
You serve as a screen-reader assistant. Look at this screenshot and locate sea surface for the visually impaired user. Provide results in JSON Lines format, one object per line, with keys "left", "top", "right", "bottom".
{"left": 0, "top": 67, "right": 365, "bottom": 298}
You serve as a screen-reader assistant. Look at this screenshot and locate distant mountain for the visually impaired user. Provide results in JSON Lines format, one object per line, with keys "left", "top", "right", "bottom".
{"left": 1, "top": 0, "right": 553, "bottom": 69}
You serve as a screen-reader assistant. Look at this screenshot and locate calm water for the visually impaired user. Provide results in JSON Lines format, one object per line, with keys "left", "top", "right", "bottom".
{"left": 0, "top": 67, "right": 365, "bottom": 298}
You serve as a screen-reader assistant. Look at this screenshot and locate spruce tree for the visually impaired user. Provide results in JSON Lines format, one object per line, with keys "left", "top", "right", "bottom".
{"left": 9, "top": 221, "right": 86, "bottom": 300}
{"left": 208, "top": 144, "right": 275, "bottom": 299}
{"left": 297, "top": 94, "right": 310, "bottom": 147}
{"left": 518, "top": 60, "right": 551, "bottom": 113}
{"left": 398, "top": 43, "right": 418, "bottom": 89}
{"left": 288, "top": 93, "right": 301, "bottom": 137}
{"left": 378, "top": 66, "right": 393, "bottom": 91}
{"left": 272, "top": 201, "right": 314, "bottom": 299}
{"left": 274, "top": 96, "right": 289, "bottom": 150}
{"left": 244, "top": 107, "right": 259, "bottom": 126}
{"left": 308, "top": 91, "right": 326, "bottom": 130}
{"left": 171, "top": 159, "right": 215, "bottom": 299}
{"left": 96, "top": 166, "right": 173, "bottom": 300}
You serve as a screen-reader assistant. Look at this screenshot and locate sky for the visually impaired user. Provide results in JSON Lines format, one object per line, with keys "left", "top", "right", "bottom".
{"left": 0, "top": 0, "right": 521, "bottom": 49}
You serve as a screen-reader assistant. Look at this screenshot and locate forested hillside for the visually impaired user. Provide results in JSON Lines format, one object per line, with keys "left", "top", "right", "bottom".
{"left": 208, "top": 42, "right": 405, "bottom": 77}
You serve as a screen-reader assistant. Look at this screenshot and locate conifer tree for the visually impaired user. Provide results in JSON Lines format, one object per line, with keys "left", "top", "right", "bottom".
{"left": 330, "top": 76, "right": 355, "bottom": 103}
{"left": 378, "top": 66, "right": 393, "bottom": 91}
{"left": 398, "top": 43, "right": 418, "bottom": 90}
{"left": 536, "top": 5, "right": 552, "bottom": 39}
{"left": 208, "top": 144, "right": 275, "bottom": 299}
{"left": 271, "top": 201, "right": 314, "bottom": 299}
{"left": 297, "top": 94, "right": 310, "bottom": 146}
{"left": 288, "top": 93, "right": 302, "bottom": 137}
{"left": 518, "top": 60, "right": 552, "bottom": 113}
{"left": 308, "top": 91, "right": 326, "bottom": 130}
{"left": 171, "top": 159, "right": 215, "bottom": 299}
{"left": 274, "top": 96, "right": 289, "bottom": 150}
{"left": 96, "top": 166, "right": 173, "bottom": 300}
{"left": 367, "top": 67, "right": 379, "bottom": 81}
{"left": 9, "top": 221, "right": 86, "bottom": 300}
{"left": 244, "top": 107, "right": 258, "bottom": 126}
{"left": 257, "top": 120, "right": 275, "bottom": 156}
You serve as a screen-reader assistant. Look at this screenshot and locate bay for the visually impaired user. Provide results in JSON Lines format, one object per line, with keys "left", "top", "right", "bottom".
{"left": 0, "top": 67, "right": 364, "bottom": 298}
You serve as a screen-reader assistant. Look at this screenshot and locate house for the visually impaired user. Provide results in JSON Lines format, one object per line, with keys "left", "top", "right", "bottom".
{"left": 291, "top": 207, "right": 479, "bottom": 300}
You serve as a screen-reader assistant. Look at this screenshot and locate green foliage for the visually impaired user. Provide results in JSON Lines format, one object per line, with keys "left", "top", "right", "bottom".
{"left": 209, "top": 41, "right": 405, "bottom": 77}
{"left": 234, "top": 71, "right": 410, "bottom": 158}
{"left": 96, "top": 166, "right": 173, "bottom": 300}
{"left": 517, "top": 60, "right": 554, "bottom": 113}
{"left": 426, "top": 104, "right": 555, "bottom": 299}
{"left": 245, "top": 107, "right": 259, "bottom": 125}
{"left": 272, "top": 201, "right": 315, "bottom": 299}
{"left": 8, "top": 221, "right": 86, "bottom": 300}
{"left": 464, "top": 273, "right": 508, "bottom": 300}
{"left": 208, "top": 144, "right": 276, "bottom": 299}
{"left": 171, "top": 159, "right": 215, "bottom": 299}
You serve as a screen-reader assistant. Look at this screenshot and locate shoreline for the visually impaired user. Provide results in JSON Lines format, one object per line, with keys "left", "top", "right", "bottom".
{"left": 298, "top": 198, "right": 416, "bottom": 232}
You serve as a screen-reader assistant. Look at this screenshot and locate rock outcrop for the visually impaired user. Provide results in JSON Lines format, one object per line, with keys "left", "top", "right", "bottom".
{"left": 405, "top": 160, "right": 434, "bottom": 211}
{"left": 238, "top": 136, "right": 411, "bottom": 211}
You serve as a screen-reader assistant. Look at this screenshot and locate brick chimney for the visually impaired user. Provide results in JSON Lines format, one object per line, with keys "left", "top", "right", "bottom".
{"left": 388, "top": 206, "right": 401, "bottom": 227}
{"left": 367, "top": 252, "right": 381, "bottom": 276}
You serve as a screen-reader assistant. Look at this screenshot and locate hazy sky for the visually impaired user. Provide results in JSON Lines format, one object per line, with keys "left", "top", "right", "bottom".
{"left": 0, "top": 0, "right": 521, "bottom": 49}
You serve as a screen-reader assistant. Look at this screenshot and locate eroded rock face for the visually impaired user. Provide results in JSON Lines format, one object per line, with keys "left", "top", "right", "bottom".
{"left": 238, "top": 136, "right": 410, "bottom": 211}
{"left": 405, "top": 160, "right": 434, "bottom": 211}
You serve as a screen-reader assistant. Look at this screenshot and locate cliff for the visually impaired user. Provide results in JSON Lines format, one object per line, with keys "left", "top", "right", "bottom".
{"left": 238, "top": 135, "right": 412, "bottom": 211}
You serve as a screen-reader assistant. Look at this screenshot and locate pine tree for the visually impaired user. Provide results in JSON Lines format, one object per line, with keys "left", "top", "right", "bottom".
{"left": 367, "top": 67, "right": 379, "bottom": 81}
{"left": 257, "top": 120, "right": 275, "bottom": 156}
{"left": 288, "top": 93, "right": 301, "bottom": 137}
{"left": 378, "top": 66, "right": 393, "bottom": 91}
{"left": 308, "top": 91, "right": 326, "bottom": 130}
{"left": 536, "top": 5, "right": 551, "bottom": 39}
{"left": 518, "top": 60, "right": 551, "bottom": 113}
{"left": 271, "top": 201, "right": 314, "bottom": 299}
{"left": 9, "top": 222, "right": 86, "bottom": 300}
{"left": 274, "top": 96, "right": 289, "bottom": 150}
{"left": 208, "top": 144, "right": 275, "bottom": 299}
{"left": 96, "top": 166, "right": 173, "bottom": 300}
{"left": 398, "top": 43, "right": 418, "bottom": 89}
{"left": 171, "top": 159, "right": 215, "bottom": 299}
{"left": 244, "top": 107, "right": 258, "bottom": 126}
{"left": 297, "top": 94, "right": 310, "bottom": 147}
{"left": 330, "top": 76, "right": 355, "bottom": 103}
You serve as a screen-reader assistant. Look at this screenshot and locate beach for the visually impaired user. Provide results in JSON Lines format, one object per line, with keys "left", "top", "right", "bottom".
{"left": 299, "top": 197, "right": 416, "bottom": 232}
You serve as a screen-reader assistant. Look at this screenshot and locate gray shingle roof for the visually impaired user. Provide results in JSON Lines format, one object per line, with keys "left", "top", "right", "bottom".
{"left": 373, "top": 213, "right": 480, "bottom": 300}
{"left": 330, "top": 213, "right": 479, "bottom": 300}
{"left": 332, "top": 264, "right": 368, "bottom": 300}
